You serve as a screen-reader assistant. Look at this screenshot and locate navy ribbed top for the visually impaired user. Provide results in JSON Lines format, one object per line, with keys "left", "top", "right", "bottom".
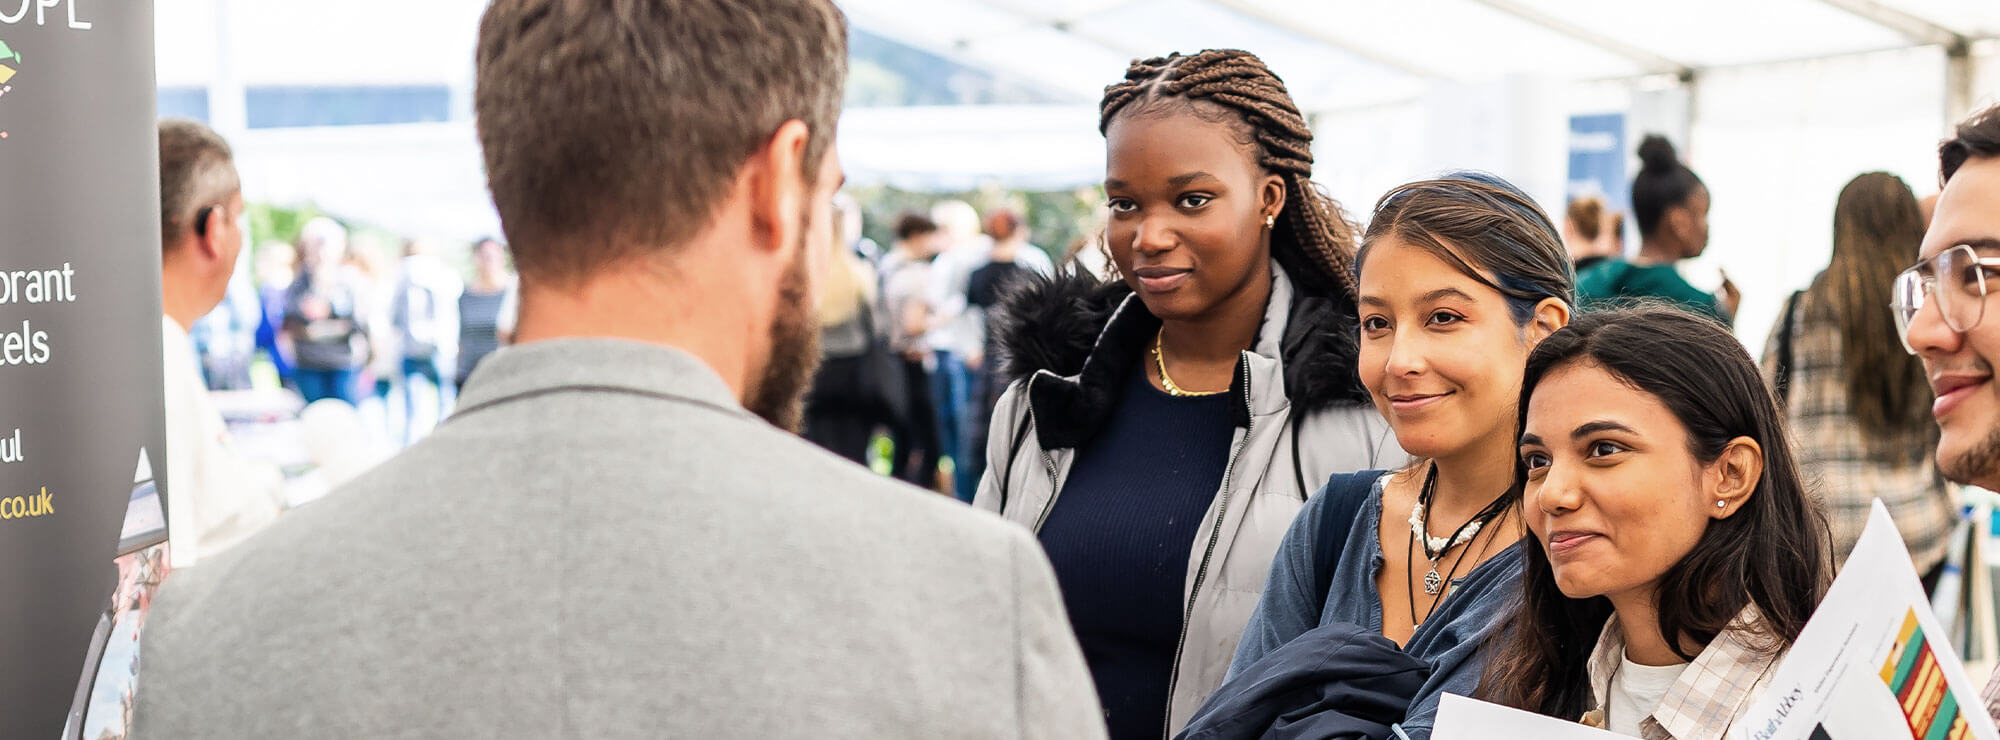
{"left": 1038, "top": 365, "right": 1236, "bottom": 739}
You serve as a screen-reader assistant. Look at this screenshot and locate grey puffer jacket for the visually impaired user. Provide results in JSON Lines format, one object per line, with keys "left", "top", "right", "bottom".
{"left": 973, "top": 262, "right": 1402, "bottom": 738}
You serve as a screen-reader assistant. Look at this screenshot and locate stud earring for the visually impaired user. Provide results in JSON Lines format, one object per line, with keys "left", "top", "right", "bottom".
{"left": 1715, "top": 500, "right": 1727, "bottom": 509}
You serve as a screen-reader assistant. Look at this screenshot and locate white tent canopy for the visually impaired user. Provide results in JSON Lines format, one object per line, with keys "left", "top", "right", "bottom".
{"left": 157, "top": 0, "right": 2000, "bottom": 350}
{"left": 832, "top": 0, "right": 2000, "bottom": 352}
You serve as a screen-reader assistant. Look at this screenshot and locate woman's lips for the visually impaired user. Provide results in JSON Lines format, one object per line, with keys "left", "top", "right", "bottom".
{"left": 1134, "top": 266, "right": 1192, "bottom": 293}
{"left": 1546, "top": 531, "right": 1600, "bottom": 559}
{"left": 1388, "top": 392, "right": 1450, "bottom": 413}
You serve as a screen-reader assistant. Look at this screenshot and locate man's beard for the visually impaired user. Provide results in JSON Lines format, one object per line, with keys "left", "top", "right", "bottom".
{"left": 1941, "top": 426, "right": 2000, "bottom": 489}
{"left": 743, "top": 238, "right": 820, "bottom": 432}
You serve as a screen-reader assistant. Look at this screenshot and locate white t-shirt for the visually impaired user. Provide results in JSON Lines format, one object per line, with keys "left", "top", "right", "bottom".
{"left": 1607, "top": 653, "right": 1688, "bottom": 736}
{"left": 163, "top": 315, "right": 285, "bottom": 568}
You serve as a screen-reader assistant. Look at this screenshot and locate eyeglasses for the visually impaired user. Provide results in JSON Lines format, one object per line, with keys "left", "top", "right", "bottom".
{"left": 1893, "top": 244, "right": 2000, "bottom": 354}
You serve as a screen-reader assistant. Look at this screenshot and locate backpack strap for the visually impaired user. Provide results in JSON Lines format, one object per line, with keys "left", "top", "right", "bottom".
{"left": 1311, "top": 470, "right": 1387, "bottom": 614}
{"left": 1774, "top": 290, "right": 1804, "bottom": 404}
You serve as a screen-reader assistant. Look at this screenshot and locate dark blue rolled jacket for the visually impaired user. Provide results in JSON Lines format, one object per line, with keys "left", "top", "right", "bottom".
{"left": 1176, "top": 620, "right": 1429, "bottom": 740}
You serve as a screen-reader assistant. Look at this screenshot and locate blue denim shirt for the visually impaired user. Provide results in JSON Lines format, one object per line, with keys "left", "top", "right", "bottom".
{"left": 1228, "top": 473, "right": 1524, "bottom": 740}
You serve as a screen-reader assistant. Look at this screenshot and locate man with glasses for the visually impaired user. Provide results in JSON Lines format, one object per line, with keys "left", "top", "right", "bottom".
{"left": 1895, "top": 103, "right": 2000, "bottom": 718}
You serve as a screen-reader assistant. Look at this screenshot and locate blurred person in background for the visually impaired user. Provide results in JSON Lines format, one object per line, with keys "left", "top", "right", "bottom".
{"left": 835, "top": 191, "right": 881, "bottom": 264}
{"left": 928, "top": 199, "right": 1053, "bottom": 499}
{"left": 1599, "top": 211, "right": 1626, "bottom": 263}
{"left": 1763, "top": 172, "right": 1953, "bottom": 583}
{"left": 803, "top": 197, "right": 900, "bottom": 464}
{"left": 882, "top": 212, "right": 945, "bottom": 488}
{"left": 457, "top": 236, "right": 515, "bottom": 391}
{"left": 135, "top": 0, "right": 1102, "bottom": 734}
{"left": 253, "top": 240, "right": 297, "bottom": 388}
{"left": 156, "top": 118, "right": 284, "bottom": 569}
{"left": 394, "top": 237, "right": 463, "bottom": 444}
{"left": 1061, "top": 204, "right": 1116, "bottom": 280}
{"left": 976, "top": 50, "right": 1397, "bottom": 737}
{"left": 284, "top": 217, "right": 371, "bottom": 405}
{"left": 1576, "top": 135, "right": 1736, "bottom": 325}
{"left": 1562, "top": 195, "right": 1613, "bottom": 272}
{"left": 961, "top": 207, "right": 1036, "bottom": 490}
{"left": 350, "top": 238, "right": 402, "bottom": 438}
{"left": 190, "top": 272, "right": 260, "bottom": 390}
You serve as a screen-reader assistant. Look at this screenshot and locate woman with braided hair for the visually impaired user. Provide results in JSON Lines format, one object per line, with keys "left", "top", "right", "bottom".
{"left": 973, "top": 50, "right": 1399, "bottom": 738}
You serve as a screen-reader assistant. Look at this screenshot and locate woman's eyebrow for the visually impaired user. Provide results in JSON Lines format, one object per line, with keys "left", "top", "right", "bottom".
{"left": 1571, "top": 420, "right": 1638, "bottom": 439}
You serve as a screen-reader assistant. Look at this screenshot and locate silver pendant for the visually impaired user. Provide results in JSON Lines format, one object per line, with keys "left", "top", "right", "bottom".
{"left": 1424, "top": 566, "right": 1443, "bottom": 595}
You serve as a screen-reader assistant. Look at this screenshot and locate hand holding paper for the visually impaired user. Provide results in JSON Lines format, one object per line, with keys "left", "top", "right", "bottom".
{"left": 1731, "top": 501, "right": 1999, "bottom": 740}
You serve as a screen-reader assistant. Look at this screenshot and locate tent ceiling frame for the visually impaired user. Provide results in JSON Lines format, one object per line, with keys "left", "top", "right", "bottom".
{"left": 1812, "top": 0, "right": 1966, "bottom": 49}
{"left": 954, "top": 0, "right": 1156, "bottom": 60}
{"left": 1204, "top": 0, "right": 1443, "bottom": 79}
{"left": 1809, "top": 0, "right": 1975, "bottom": 121}
{"left": 1466, "top": 0, "right": 1694, "bottom": 81}
{"left": 841, "top": 7, "right": 1099, "bottom": 102}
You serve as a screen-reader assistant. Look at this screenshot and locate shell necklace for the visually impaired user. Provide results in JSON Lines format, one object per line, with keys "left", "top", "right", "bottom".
{"left": 1407, "top": 461, "right": 1511, "bottom": 595}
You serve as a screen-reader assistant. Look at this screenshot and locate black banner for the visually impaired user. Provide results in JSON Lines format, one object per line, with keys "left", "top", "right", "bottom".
{"left": 0, "top": 2, "right": 171, "bottom": 737}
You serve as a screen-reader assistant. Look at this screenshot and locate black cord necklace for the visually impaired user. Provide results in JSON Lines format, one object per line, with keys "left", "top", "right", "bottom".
{"left": 1403, "top": 462, "right": 1512, "bottom": 626}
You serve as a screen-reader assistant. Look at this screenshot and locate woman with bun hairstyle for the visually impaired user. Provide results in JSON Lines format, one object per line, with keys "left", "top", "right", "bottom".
{"left": 1575, "top": 135, "right": 1737, "bottom": 324}
{"left": 1480, "top": 306, "right": 1829, "bottom": 737}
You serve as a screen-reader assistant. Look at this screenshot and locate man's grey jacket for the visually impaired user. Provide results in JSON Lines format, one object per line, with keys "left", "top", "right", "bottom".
{"left": 132, "top": 339, "right": 1106, "bottom": 739}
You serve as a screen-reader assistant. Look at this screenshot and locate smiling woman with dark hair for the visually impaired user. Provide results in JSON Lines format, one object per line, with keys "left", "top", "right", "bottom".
{"left": 1201, "top": 172, "right": 1574, "bottom": 740}
{"left": 1481, "top": 306, "right": 1830, "bottom": 737}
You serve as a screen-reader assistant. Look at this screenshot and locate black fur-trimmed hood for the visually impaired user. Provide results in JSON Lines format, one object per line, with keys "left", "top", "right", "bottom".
{"left": 990, "top": 261, "right": 1370, "bottom": 449}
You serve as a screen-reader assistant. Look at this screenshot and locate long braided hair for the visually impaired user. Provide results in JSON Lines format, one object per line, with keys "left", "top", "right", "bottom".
{"left": 1099, "top": 50, "right": 1361, "bottom": 300}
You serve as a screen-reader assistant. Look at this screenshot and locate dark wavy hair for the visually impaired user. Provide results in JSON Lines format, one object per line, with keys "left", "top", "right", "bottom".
{"left": 1942, "top": 103, "right": 2000, "bottom": 185}
{"left": 1478, "top": 306, "right": 1830, "bottom": 716}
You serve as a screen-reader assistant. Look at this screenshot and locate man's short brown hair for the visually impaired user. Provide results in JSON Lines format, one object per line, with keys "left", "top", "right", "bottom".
{"left": 475, "top": 0, "right": 847, "bottom": 285}
{"left": 158, "top": 118, "right": 239, "bottom": 252}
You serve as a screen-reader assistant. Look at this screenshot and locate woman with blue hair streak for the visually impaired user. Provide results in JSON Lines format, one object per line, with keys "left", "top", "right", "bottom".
{"left": 1182, "top": 173, "right": 1575, "bottom": 740}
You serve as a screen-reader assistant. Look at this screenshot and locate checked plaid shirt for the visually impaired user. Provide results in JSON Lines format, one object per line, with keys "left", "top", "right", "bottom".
{"left": 1761, "top": 291, "right": 1957, "bottom": 573}
{"left": 1578, "top": 607, "right": 1784, "bottom": 740}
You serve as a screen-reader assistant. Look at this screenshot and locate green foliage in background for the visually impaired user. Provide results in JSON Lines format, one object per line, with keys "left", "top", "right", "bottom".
{"left": 245, "top": 202, "right": 455, "bottom": 275}
{"left": 246, "top": 202, "right": 323, "bottom": 249}
{"left": 849, "top": 185, "right": 1105, "bottom": 265}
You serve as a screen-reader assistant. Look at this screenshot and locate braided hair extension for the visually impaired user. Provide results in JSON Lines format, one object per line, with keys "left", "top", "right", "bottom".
{"left": 1100, "top": 49, "right": 1360, "bottom": 299}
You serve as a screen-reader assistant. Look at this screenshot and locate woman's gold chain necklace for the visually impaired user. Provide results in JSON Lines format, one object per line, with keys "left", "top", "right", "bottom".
{"left": 1153, "top": 329, "right": 1226, "bottom": 397}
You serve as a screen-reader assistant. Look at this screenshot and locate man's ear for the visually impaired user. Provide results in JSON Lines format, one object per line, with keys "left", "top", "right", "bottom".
{"left": 195, "top": 206, "right": 226, "bottom": 262}
{"left": 748, "top": 120, "right": 813, "bottom": 257}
